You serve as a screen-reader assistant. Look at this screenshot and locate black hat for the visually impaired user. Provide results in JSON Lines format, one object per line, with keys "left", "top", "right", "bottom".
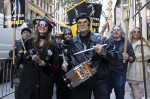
{"left": 40, "top": 18, "right": 53, "bottom": 33}
{"left": 76, "top": 13, "right": 90, "bottom": 23}
{"left": 33, "top": 15, "right": 43, "bottom": 25}
{"left": 21, "top": 28, "right": 31, "bottom": 34}
{"left": 62, "top": 27, "right": 72, "bottom": 35}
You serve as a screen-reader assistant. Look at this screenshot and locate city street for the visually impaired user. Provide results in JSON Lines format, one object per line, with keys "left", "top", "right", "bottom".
{"left": 0, "top": 0, "right": 150, "bottom": 99}
{"left": 1, "top": 74, "right": 150, "bottom": 99}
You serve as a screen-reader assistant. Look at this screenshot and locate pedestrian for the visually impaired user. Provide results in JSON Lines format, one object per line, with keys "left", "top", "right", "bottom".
{"left": 33, "top": 15, "right": 58, "bottom": 47}
{"left": 17, "top": 18, "right": 59, "bottom": 99}
{"left": 62, "top": 13, "right": 118, "bottom": 99}
{"left": 107, "top": 25, "right": 135, "bottom": 99}
{"left": 126, "top": 27, "right": 150, "bottom": 99}
{"left": 51, "top": 32, "right": 64, "bottom": 99}
{"left": 31, "top": 15, "right": 58, "bottom": 51}
{"left": 55, "top": 33, "right": 63, "bottom": 44}
{"left": 26, "top": 15, "right": 43, "bottom": 38}
{"left": 53, "top": 27, "right": 72, "bottom": 99}
{"left": 32, "top": 15, "right": 43, "bottom": 31}
{"left": 60, "top": 28, "right": 73, "bottom": 70}
{"left": 9, "top": 28, "right": 31, "bottom": 99}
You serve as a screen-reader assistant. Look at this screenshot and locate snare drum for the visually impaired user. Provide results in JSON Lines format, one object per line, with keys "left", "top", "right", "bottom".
{"left": 64, "top": 61, "right": 97, "bottom": 88}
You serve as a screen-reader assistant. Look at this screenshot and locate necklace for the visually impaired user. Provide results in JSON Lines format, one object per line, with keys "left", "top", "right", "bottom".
{"left": 40, "top": 35, "right": 46, "bottom": 39}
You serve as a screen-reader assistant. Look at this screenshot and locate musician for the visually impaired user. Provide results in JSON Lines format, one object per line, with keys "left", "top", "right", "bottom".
{"left": 17, "top": 18, "right": 59, "bottom": 99}
{"left": 107, "top": 25, "right": 135, "bottom": 99}
{"left": 62, "top": 13, "right": 117, "bottom": 99}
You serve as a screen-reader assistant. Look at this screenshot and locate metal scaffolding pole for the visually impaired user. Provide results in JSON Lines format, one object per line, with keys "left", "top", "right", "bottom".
{"left": 142, "top": 0, "right": 147, "bottom": 39}
{"left": 137, "top": 0, "right": 148, "bottom": 98}
{"left": 132, "top": 0, "right": 150, "bottom": 18}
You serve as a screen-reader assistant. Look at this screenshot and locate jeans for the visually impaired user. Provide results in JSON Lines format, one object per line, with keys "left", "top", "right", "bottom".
{"left": 108, "top": 72, "right": 126, "bottom": 99}
{"left": 71, "top": 75, "right": 109, "bottom": 99}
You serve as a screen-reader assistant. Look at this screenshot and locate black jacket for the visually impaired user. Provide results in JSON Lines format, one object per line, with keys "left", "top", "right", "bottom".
{"left": 60, "top": 40, "right": 72, "bottom": 71}
{"left": 17, "top": 38, "right": 58, "bottom": 99}
{"left": 68, "top": 31, "right": 117, "bottom": 79}
{"left": 9, "top": 39, "right": 24, "bottom": 69}
{"left": 108, "top": 38, "right": 135, "bottom": 75}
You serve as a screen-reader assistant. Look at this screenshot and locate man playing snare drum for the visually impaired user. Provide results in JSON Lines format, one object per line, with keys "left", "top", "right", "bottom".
{"left": 62, "top": 13, "right": 118, "bottom": 99}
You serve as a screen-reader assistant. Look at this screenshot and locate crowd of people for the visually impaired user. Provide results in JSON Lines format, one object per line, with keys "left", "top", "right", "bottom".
{"left": 11, "top": 13, "right": 150, "bottom": 99}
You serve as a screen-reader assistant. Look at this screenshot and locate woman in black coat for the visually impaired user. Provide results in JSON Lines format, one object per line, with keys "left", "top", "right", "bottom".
{"left": 17, "top": 19, "right": 58, "bottom": 99}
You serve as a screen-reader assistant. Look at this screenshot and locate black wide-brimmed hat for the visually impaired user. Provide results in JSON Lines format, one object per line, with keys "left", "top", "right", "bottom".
{"left": 21, "top": 28, "right": 31, "bottom": 34}
{"left": 33, "top": 15, "right": 43, "bottom": 25}
{"left": 40, "top": 18, "right": 53, "bottom": 33}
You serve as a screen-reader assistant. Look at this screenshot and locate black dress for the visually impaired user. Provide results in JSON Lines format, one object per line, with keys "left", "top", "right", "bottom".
{"left": 17, "top": 38, "right": 59, "bottom": 99}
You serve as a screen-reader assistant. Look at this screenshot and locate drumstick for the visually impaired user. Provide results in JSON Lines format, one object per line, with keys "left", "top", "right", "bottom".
{"left": 21, "top": 37, "right": 27, "bottom": 51}
{"left": 73, "top": 44, "right": 107, "bottom": 55}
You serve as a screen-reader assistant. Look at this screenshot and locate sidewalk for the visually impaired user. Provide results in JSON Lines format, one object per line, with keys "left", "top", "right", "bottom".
{"left": 111, "top": 73, "right": 150, "bottom": 99}
{"left": 2, "top": 74, "right": 150, "bottom": 99}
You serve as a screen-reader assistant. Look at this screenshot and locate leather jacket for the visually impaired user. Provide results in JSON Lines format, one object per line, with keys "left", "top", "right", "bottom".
{"left": 68, "top": 31, "right": 118, "bottom": 79}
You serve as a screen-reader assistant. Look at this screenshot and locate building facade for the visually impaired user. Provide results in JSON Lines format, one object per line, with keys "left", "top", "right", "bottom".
{"left": 27, "top": 0, "right": 66, "bottom": 34}
{"left": 113, "top": 0, "right": 150, "bottom": 41}
{"left": 0, "top": 0, "right": 4, "bottom": 13}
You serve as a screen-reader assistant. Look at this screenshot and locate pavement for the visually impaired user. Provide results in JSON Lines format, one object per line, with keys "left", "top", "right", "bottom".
{"left": 1, "top": 74, "right": 150, "bottom": 99}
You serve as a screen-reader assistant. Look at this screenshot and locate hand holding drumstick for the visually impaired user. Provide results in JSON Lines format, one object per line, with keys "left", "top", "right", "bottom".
{"left": 92, "top": 44, "right": 107, "bottom": 55}
{"left": 73, "top": 44, "right": 107, "bottom": 55}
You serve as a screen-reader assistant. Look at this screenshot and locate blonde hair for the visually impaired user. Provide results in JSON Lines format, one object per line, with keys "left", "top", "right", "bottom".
{"left": 129, "top": 27, "right": 150, "bottom": 49}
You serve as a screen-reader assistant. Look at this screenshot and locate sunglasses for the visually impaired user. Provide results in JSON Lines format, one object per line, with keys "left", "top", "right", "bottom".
{"left": 77, "top": 21, "right": 88, "bottom": 26}
{"left": 113, "top": 29, "right": 120, "bottom": 31}
{"left": 64, "top": 33, "right": 72, "bottom": 35}
{"left": 38, "top": 24, "right": 48, "bottom": 27}
{"left": 133, "top": 31, "right": 140, "bottom": 33}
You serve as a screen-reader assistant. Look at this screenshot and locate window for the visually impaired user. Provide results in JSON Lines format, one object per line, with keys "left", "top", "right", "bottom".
{"left": 50, "top": 6, "right": 52, "bottom": 15}
{"left": 37, "top": 0, "right": 39, "bottom": 5}
{"left": 30, "top": 10, "right": 33, "bottom": 21}
{"left": 56, "top": 3, "right": 59, "bottom": 10}
{"left": 47, "top": 2, "right": 48, "bottom": 11}
{"left": 36, "top": 13, "right": 40, "bottom": 16}
{"left": 44, "top": 0, "right": 46, "bottom": 10}
{"left": 40, "top": 0, "right": 42, "bottom": 7}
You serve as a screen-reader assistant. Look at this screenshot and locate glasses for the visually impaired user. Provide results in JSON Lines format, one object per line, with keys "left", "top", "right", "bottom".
{"left": 64, "top": 33, "right": 72, "bottom": 35}
{"left": 133, "top": 31, "right": 140, "bottom": 33}
{"left": 38, "top": 24, "right": 48, "bottom": 27}
{"left": 77, "top": 21, "right": 88, "bottom": 26}
{"left": 113, "top": 29, "right": 120, "bottom": 31}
